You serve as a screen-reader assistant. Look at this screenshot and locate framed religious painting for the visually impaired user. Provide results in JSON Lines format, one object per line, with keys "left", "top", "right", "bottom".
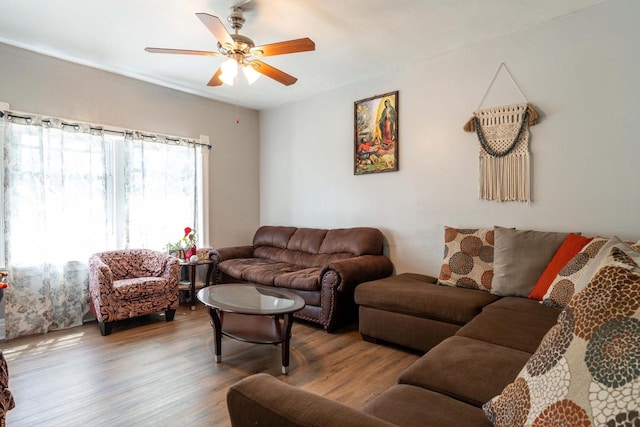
{"left": 354, "top": 91, "right": 399, "bottom": 175}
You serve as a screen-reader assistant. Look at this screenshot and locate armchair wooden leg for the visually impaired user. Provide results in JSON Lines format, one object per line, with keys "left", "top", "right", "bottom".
{"left": 165, "top": 309, "right": 176, "bottom": 321}
{"left": 98, "top": 321, "right": 113, "bottom": 336}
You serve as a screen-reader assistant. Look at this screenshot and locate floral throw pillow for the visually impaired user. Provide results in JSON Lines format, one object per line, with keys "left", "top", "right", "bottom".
{"left": 438, "top": 226, "right": 494, "bottom": 292}
{"left": 483, "top": 246, "right": 640, "bottom": 426}
{"left": 542, "top": 237, "right": 640, "bottom": 309}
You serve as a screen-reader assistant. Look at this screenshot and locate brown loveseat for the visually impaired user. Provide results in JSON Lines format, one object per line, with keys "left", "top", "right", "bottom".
{"left": 226, "top": 273, "right": 560, "bottom": 426}
{"left": 209, "top": 226, "right": 394, "bottom": 331}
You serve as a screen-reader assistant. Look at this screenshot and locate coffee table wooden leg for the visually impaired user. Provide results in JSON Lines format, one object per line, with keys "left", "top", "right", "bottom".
{"left": 209, "top": 307, "right": 222, "bottom": 362}
{"left": 281, "top": 313, "right": 294, "bottom": 374}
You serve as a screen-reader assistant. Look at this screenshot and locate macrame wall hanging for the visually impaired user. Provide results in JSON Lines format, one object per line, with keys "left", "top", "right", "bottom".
{"left": 463, "top": 63, "right": 540, "bottom": 202}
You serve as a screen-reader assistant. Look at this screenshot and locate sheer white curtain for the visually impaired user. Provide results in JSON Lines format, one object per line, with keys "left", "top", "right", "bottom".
{"left": 3, "top": 119, "right": 111, "bottom": 338}
{"left": 2, "top": 113, "right": 201, "bottom": 339}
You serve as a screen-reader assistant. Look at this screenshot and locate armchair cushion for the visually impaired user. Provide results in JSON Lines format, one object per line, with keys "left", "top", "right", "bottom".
{"left": 113, "top": 277, "right": 170, "bottom": 300}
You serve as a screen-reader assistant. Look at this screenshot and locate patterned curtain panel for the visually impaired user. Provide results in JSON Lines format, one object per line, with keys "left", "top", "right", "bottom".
{"left": 1, "top": 115, "right": 200, "bottom": 339}
{"left": 3, "top": 120, "right": 111, "bottom": 338}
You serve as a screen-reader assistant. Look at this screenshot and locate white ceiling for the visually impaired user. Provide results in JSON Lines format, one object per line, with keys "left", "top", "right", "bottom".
{"left": 0, "top": 0, "right": 605, "bottom": 110}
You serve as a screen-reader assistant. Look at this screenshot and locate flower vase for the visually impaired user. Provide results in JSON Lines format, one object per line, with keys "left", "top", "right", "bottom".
{"left": 185, "top": 245, "right": 197, "bottom": 260}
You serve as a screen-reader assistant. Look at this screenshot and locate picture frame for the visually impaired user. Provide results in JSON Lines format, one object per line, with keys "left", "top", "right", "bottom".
{"left": 354, "top": 91, "right": 399, "bottom": 175}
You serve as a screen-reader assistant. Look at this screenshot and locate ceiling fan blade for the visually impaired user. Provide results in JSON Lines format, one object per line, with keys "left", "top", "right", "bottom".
{"left": 251, "top": 38, "right": 315, "bottom": 57}
{"left": 207, "top": 67, "right": 224, "bottom": 86}
{"left": 196, "top": 13, "right": 235, "bottom": 50}
{"left": 248, "top": 60, "right": 297, "bottom": 86}
{"left": 145, "top": 47, "right": 221, "bottom": 57}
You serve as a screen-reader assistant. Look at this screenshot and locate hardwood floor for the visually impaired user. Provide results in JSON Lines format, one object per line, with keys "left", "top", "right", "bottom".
{"left": 2, "top": 304, "right": 420, "bottom": 426}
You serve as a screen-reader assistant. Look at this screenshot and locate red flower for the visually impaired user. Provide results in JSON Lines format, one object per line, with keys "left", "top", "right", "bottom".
{"left": 184, "top": 227, "right": 192, "bottom": 237}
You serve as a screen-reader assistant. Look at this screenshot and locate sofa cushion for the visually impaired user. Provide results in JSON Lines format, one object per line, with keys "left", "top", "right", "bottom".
{"left": 218, "top": 258, "right": 298, "bottom": 285}
{"left": 483, "top": 246, "right": 640, "bottom": 427}
{"left": 355, "top": 273, "right": 499, "bottom": 325}
{"left": 227, "top": 373, "right": 395, "bottom": 427}
{"left": 359, "top": 306, "right": 462, "bottom": 353}
{"left": 528, "top": 233, "right": 593, "bottom": 300}
{"left": 438, "top": 226, "right": 495, "bottom": 292}
{"left": 253, "top": 226, "right": 297, "bottom": 249}
{"left": 254, "top": 246, "right": 352, "bottom": 268}
{"left": 274, "top": 267, "right": 322, "bottom": 291}
{"left": 457, "top": 305, "right": 560, "bottom": 354}
{"left": 483, "top": 296, "right": 558, "bottom": 314}
{"left": 491, "top": 227, "right": 568, "bottom": 297}
{"left": 286, "top": 228, "right": 328, "bottom": 253}
{"left": 363, "top": 384, "right": 492, "bottom": 427}
{"left": 399, "top": 336, "right": 532, "bottom": 407}
{"left": 318, "top": 227, "right": 384, "bottom": 256}
{"left": 218, "top": 258, "right": 323, "bottom": 291}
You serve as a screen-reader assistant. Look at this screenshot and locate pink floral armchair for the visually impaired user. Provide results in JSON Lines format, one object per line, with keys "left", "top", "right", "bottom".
{"left": 0, "top": 351, "right": 14, "bottom": 426}
{"left": 89, "top": 249, "right": 180, "bottom": 336}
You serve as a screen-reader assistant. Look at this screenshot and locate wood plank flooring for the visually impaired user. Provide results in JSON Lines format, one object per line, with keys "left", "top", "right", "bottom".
{"left": 1, "top": 304, "right": 420, "bottom": 426}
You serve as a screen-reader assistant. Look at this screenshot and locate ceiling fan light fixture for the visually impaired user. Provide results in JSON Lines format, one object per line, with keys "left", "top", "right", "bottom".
{"left": 220, "top": 58, "right": 238, "bottom": 85}
{"left": 243, "top": 65, "right": 261, "bottom": 84}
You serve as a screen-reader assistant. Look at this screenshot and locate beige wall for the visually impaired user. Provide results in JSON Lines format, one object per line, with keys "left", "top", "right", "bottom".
{"left": 259, "top": 0, "right": 640, "bottom": 275}
{"left": 0, "top": 42, "right": 260, "bottom": 248}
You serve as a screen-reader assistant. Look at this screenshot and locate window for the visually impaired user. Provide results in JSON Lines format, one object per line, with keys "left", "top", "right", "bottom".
{"left": 0, "top": 109, "right": 208, "bottom": 338}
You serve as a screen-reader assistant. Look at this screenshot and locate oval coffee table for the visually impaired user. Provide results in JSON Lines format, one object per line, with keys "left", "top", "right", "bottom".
{"left": 197, "top": 284, "right": 305, "bottom": 374}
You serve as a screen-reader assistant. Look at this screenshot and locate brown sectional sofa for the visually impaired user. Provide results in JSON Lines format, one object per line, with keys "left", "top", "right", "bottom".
{"left": 209, "top": 225, "right": 394, "bottom": 331}
{"left": 226, "top": 272, "right": 560, "bottom": 426}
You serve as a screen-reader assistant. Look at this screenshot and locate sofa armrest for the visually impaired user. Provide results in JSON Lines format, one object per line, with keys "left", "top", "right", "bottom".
{"left": 209, "top": 245, "right": 254, "bottom": 263}
{"left": 323, "top": 255, "right": 394, "bottom": 293}
{"left": 161, "top": 256, "right": 180, "bottom": 290}
{"left": 227, "top": 373, "right": 394, "bottom": 427}
{"left": 89, "top": 255, "right": 114, "bottom": 295}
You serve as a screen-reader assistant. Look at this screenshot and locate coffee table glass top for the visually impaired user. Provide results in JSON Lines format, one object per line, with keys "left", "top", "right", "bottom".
{"left": 198, "top": 284, "right": 305, "bottom": 315}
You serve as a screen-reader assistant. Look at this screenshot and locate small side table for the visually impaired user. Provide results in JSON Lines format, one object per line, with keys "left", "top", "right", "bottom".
{"left": 179, "top": 259, "right": 214, "bottom": 311}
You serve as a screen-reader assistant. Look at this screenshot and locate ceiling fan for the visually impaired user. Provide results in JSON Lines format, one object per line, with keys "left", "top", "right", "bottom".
{"left": 145, "top": 4, "right": 315, "bottom": 87}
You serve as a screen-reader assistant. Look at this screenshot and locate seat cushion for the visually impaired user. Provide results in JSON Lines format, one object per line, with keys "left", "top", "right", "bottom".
{"left": 218, "top": 258, "right": 297, "bottom": 285}
{"left": 356, "top": 273, "right": 500, "bottom": 325}
{"left": 363, "top": 384, "right": 492, "bottom": 427}
{"left": 218, "top": 258, "right": 322, "bottom": 291}
{"left": 483, "top": 296, "right": 562, "bottom": 315}
{"left": 113, "top": 277, "right": 168, "bottom": 300}
{"left": 457, "top": 305, "right": 560, "bottom": 353}
{"left": 359, "top": 306, "right": 462, "bottom": 352}
{"left": 273, "top": 267, "right": 322, "bottom": 291}
{"left": 398, "top": 336, "right": 532, "bottom": 407}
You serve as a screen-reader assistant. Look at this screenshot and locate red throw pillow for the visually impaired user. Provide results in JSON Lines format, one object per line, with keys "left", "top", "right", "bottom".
{"left": 527, "top": 233, "right": 593, "bottom": 300}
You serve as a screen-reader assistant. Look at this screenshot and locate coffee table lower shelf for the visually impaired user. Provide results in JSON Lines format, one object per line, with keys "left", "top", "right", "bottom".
{"left": 209, "top": 309, "right": 296, "bottom": 374}
{"left": 219, "top": 312, "right": 283, "bottom": 344}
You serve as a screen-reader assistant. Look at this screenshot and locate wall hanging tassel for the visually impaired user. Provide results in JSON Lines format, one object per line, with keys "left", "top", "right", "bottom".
{"left": 463, "top": 63, "right": 540, "bottom": 203}
{"left": 469, "top": 103, "right": 534, "bottom": 202}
